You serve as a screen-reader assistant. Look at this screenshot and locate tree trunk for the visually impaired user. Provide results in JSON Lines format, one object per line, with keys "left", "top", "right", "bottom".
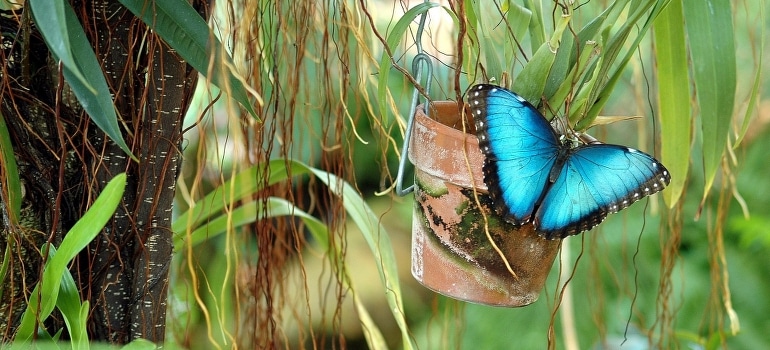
{"left": 0, "top": 0, "right": 205, "bottom": 343}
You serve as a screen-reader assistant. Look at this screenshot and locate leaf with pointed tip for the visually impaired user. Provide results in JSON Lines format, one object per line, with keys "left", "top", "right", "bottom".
{"left": 655, "top": 0, "right": 690, "bottom": 207}
{"left": 684, "top": 0, "right": 736, "bottom": 196}
{"left": 15, "top": 173, "right": 127, "bottom": 343}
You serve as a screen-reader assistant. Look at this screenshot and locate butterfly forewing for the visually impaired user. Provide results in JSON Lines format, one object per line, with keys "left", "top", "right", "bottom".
{"left": 469, "top": 84, "right": 560, "bottom": 225}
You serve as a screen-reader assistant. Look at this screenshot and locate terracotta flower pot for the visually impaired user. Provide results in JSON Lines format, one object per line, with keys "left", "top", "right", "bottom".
{"left": 408, "top": 101, "right": 561, "bottom": 307}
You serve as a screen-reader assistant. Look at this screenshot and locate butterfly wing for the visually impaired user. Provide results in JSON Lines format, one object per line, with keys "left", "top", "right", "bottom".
{"left": 535, "top": 144, "right": 670, "bottom": 239}
{"left": 469, "top": 84, "right": 561, "bottom": 225}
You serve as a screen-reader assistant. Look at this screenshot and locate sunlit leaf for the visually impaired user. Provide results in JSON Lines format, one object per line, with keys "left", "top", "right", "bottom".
{"left": 15, "top": 173, "right": 127, "bottom": 342}
{"left": 172, "top": 159, "right": 310, "bottom": 235}
{"left": 654, "top": 0, "right": 690, "bottom": 207}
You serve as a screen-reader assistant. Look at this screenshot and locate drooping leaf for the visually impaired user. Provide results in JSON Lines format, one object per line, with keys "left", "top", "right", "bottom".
{"left": 654, "top": 0, "right": 690, "bottom": 207}
{"left": 28, "top": 0, "right": 93, "bottom": 92}
{"left": 683, "top": 0, "right": 736, "bottom": 198}
{"left": 30, "top": 1, "right": 135, "bottom": 159}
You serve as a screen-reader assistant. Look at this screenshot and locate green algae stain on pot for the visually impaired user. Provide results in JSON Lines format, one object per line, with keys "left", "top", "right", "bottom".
{"left": 413, "top": 176, "right": 515, "bottom": 274}
{"left": 419, "top": 178, "right": 449, "bottom": 198}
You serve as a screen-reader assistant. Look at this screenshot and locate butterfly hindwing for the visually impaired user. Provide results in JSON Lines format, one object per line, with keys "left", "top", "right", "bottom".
{"left": 469, "top": 84, "right": 561, "bottom": 225}
{"left": 535, "top": 145, "right": 670, "bottom": 239}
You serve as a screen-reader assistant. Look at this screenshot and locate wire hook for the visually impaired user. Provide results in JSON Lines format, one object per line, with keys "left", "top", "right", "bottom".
{"left": 395, "top": 4, "right": 433, "bottom": 197}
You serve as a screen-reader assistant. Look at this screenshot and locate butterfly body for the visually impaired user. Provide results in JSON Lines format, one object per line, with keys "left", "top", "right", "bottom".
{"left": 469, "top": 84, "right": 670, "bottom": 239}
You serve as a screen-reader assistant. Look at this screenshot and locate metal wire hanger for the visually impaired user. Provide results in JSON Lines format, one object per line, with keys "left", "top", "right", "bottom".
{"left": 394, "top": 3, "right": 433, "bottom": 197}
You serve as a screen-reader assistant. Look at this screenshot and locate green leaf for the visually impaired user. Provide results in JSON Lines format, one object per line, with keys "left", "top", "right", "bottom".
{"left": 549, "top": 39, "right": 600, "bottom": 122}
{"left": 503, "top": 2, "right": 532, "bottom": 78}
{"left": 56, "top": 260, "right": 89, "bottom": 350}
{"left": 733, "top": 36, "right": 763, "bottom": 148}
{"left": 542, "top": 24, "right": 573, "bottom": 103}
{"left": 654, "top": 0, "right": 690, "bottom": 207}
{"left": 30, "top": 1, "right": 135, "bottom": 159}
{"left": 172, "top": 159, "right": 310, "bottom": 236}
{"left": 15, "top": 173, "right": 127, "bottom": 342}
{"left": 583, "top": 0, "right": 669, "bottom": 125}
{"left": 474, "top": 1, "right": 503, "bottom": 80}
{"left": 512, "top": 14, "right": 569, "bottom": 104}
{"left": 683, "top": 0, "right": 736, "bottom": 197}
{"left": 28, "top": 0, "right": 93, "bottom": 93}
{"left": 0, "top": 111, "right": 20, "bottom": 224}
{"left": 523, "top": 0, "right": 546, "bottom": 51}
{"left": 119, "top": 0, "right": 260, "bottom": 120}
{"left": 121, "top": 338, "right": 159, "bottom": 350}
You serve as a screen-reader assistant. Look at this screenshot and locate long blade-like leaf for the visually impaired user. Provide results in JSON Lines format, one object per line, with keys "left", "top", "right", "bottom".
{"left": 654, "top": 0, "right": 690, "bottom": 206}
{"left": 28, "top": 0, "right": 93, "bottom": 92}
{"left": 30, "top": 1, "right": 135, "bottom": 159}
{"left": 0, "top": 111, "right": 20, "bottom": 224}
{"left": 15, "top": 173, "right": 127, "bottom": 342}
{"left": 684, "top": 0, "right": 736, "bottom": 195}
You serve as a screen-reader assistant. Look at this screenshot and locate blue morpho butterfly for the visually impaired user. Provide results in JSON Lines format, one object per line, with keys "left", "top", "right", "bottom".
{"left": 468, "top": 84, "right": 670, "bottom": 239}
